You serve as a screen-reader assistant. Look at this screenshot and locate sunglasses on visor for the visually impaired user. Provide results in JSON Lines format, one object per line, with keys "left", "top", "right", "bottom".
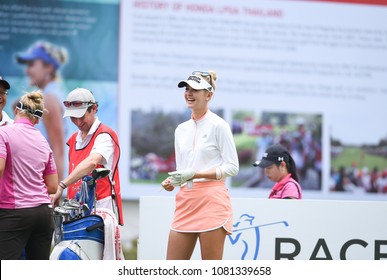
{"left": 63, "top": 101, "right": 95, "bottom": 108}
{"left": 192, "top": 71, "right": 213, "bottom": 87}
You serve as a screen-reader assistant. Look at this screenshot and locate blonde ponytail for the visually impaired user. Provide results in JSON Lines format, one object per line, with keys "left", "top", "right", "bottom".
{"left": 208, "top": 70, "right": 217, "bottom": 91}
{"left": 17, "top": 91, "right": 45, "bottom": 121}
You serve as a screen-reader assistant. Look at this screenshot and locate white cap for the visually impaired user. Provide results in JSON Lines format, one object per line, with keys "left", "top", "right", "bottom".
{"left": 178, "top": 74, "right": 213, "bottom": 91}
{"left": 63, "top": 88, "right": 96, "bottom": 118}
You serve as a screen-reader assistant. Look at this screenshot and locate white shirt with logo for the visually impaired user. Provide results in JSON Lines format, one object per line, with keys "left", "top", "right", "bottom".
{"left": 174, "top": 110, "right": 239, "bottom": 181}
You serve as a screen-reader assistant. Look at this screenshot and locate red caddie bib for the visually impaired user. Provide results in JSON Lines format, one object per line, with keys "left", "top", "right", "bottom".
{"left": 67, "top": 123, "right": 124, "bottom": 225}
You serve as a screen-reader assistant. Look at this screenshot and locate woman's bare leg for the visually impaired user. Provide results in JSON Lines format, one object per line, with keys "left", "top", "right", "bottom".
{"left": 166, "top": 230, "right": 198, "bottom": 260}
{"left": 198, "top": 228, "right": 227, "bottom": 260}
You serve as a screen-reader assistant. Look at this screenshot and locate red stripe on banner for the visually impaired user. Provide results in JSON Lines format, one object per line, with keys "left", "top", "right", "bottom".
{"left": 296, "top": 0, "right": 387, "bottom": 6}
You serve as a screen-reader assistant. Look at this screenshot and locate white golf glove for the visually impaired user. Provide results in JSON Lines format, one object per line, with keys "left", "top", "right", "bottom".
{"left": 168, "top": 169, "right": 195, "bottom": 186}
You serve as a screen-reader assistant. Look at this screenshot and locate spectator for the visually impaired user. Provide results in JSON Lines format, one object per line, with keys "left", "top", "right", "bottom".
{"left": 0, "top": 76, "right": 13, "bottom": 126}
{"left": 254, "top": 143, "right": 302, "bottom": 199}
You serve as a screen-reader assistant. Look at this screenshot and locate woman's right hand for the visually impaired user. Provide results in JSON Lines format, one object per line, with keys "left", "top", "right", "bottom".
{"left": 50, "top": 186, "right": 63, "bottom": 207}
{"left": 161, "top": 178, "right": 175, "bottom": 192}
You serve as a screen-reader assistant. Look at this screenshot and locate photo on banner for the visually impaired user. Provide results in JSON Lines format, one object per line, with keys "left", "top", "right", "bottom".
{"left": 330, "top": 123, "right": 387, "bottom": 194}
{"left": 0, "top": 0, "right": 119, "bottom": 133}
{"left": 130, "top": 108, "right": 224, "bottom": 184}
{"left": 232, "top": 111, "right": 322, "bottom": 191}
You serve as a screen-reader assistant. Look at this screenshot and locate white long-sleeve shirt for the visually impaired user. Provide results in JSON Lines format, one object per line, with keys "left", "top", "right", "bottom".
{"left": 174, "top": 110, "right": 239, "bottom": 181}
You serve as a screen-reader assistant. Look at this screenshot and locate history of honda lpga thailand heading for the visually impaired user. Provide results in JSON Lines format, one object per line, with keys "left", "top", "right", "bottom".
{"left": 117, "top": 265, "right": 272, "bottom": 277}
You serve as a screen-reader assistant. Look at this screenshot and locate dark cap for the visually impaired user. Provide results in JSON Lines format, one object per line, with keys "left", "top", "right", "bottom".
{"left": 253, "top": 144, "right": 289, "bottom": 168}
{"left": 0, "top": 76, "right": 10, "bottom": 90}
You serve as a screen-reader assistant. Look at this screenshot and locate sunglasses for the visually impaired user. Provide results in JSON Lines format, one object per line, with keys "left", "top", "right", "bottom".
{"left": 63, "top": 101, "right": 94, "bottom": 108}
{"left": 192, "top": 71, "right": 213, "bottom": 87}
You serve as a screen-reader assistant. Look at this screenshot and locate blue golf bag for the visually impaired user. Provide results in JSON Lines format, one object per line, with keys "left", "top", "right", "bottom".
{"left": 50, "top": 169, "right": 110, "bottom": 260}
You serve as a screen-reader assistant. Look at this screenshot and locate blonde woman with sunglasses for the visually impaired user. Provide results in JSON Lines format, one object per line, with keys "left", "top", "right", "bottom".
{"left": 0, "top": 91, "right": 58, "bottom": 259}
{"left": 161, "top": 70, "right": 239, "bottom": 260}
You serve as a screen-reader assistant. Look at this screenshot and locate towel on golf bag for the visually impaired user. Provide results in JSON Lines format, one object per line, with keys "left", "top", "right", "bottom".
{"left": 96, "top": 208, "right": 124, "bottom": 260}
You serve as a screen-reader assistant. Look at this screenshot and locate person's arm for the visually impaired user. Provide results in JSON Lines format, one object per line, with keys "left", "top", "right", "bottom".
{"left": 63, "top": 152, "right": 103, "bottom": 187}
{"left": 89, "top": 133, "right": 113, "bottom": 167}
{"left": 167, "top": 121, "right": 239, "bottom": 185}
{"left": 0, "top": 134, "right": 7, "bottom": 178}
{"left": 191, "top": 167, "right": 218, "bottom": 180}
{"left": 0, "top": 158, "right": 5, "bottom": 178}
{"left": 162, "top": 129, "right": 179, "bottom": 191}
{"left": 43, "top": 152, "right": 58, "bottom": 198}
{"left": 44, "top": 173, "right": 58, "bottom": 194}
{"left": 43, "top": 94, "right": 65, "bottom": 181}
{"left": 214, "top": 121, "right": 239, "bottom": 179}
{"left": 190, "top": 121, "right": 239, "bottom": 181}
{"left": 52, "top": 152, "right": 103, "bottom": 205}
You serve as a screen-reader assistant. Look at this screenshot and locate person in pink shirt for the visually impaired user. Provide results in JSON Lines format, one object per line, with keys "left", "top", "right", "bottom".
{"left": 254, "top": 144, "right": 302, "bottom": 199}
{"left": 0, "top": 91, "right": 58, "bottom": 260}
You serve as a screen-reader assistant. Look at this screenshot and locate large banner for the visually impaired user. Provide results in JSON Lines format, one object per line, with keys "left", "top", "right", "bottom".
{"left": 0, "top": 0, "right": 119, "bottom": 132}
{"left": 139, "top": 196, "right": 387, "bottom": 260}
{"left": 0, "top": 0, "right": 119, "bottom": 182}
{"left": 119, "top": 0, "right": 387, "bottom": 200}
{"left": 1, "top": 0, "right": 386, "bottom": 200}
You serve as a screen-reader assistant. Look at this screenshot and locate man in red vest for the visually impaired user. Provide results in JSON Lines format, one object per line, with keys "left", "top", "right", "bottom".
{"left": 51, "top": 88, "right": 124, "bottom": 226}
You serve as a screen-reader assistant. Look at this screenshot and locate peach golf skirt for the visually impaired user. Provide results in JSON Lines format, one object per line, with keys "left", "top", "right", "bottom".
{"left": 171, "top": 181, "right": 233, "bottom": 235}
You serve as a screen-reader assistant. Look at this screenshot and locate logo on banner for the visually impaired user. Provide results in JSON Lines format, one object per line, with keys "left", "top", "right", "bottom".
{"left": 228, "top": 213, "right": 289, "bottom": 260}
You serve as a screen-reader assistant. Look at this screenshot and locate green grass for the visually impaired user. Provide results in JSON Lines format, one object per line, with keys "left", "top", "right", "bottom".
{"left": 233, "top": 134, "right": 257, "bottom": 150}
{"left": 131, "top": 172, "right": 169, "bottom": 184}
{"left": 123, "top": 237, "right": 138, "bottom": 260}
{"left": 332, "top": 146, "right": 387, "bottom": 170}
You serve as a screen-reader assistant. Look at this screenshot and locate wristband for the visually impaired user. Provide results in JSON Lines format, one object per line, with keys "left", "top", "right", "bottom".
{"left": 59, "top": 181, "right": 67, "bottom": 190}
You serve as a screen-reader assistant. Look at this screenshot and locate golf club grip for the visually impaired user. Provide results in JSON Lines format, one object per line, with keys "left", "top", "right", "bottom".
{"left": 86, "top": 221, "right": 104, "bottom": 232}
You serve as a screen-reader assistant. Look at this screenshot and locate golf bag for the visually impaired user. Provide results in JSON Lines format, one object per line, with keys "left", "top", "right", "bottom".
{"left": 50, "top": 168, "right": 110, "bottom": 260}
{"left": 50, "top": 215, "right": 105, "bottom": 260}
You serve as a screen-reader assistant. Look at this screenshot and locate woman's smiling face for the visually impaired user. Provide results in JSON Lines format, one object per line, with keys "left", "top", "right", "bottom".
{"left": 184, "top": 85, "right": 210, "bottom": 110}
